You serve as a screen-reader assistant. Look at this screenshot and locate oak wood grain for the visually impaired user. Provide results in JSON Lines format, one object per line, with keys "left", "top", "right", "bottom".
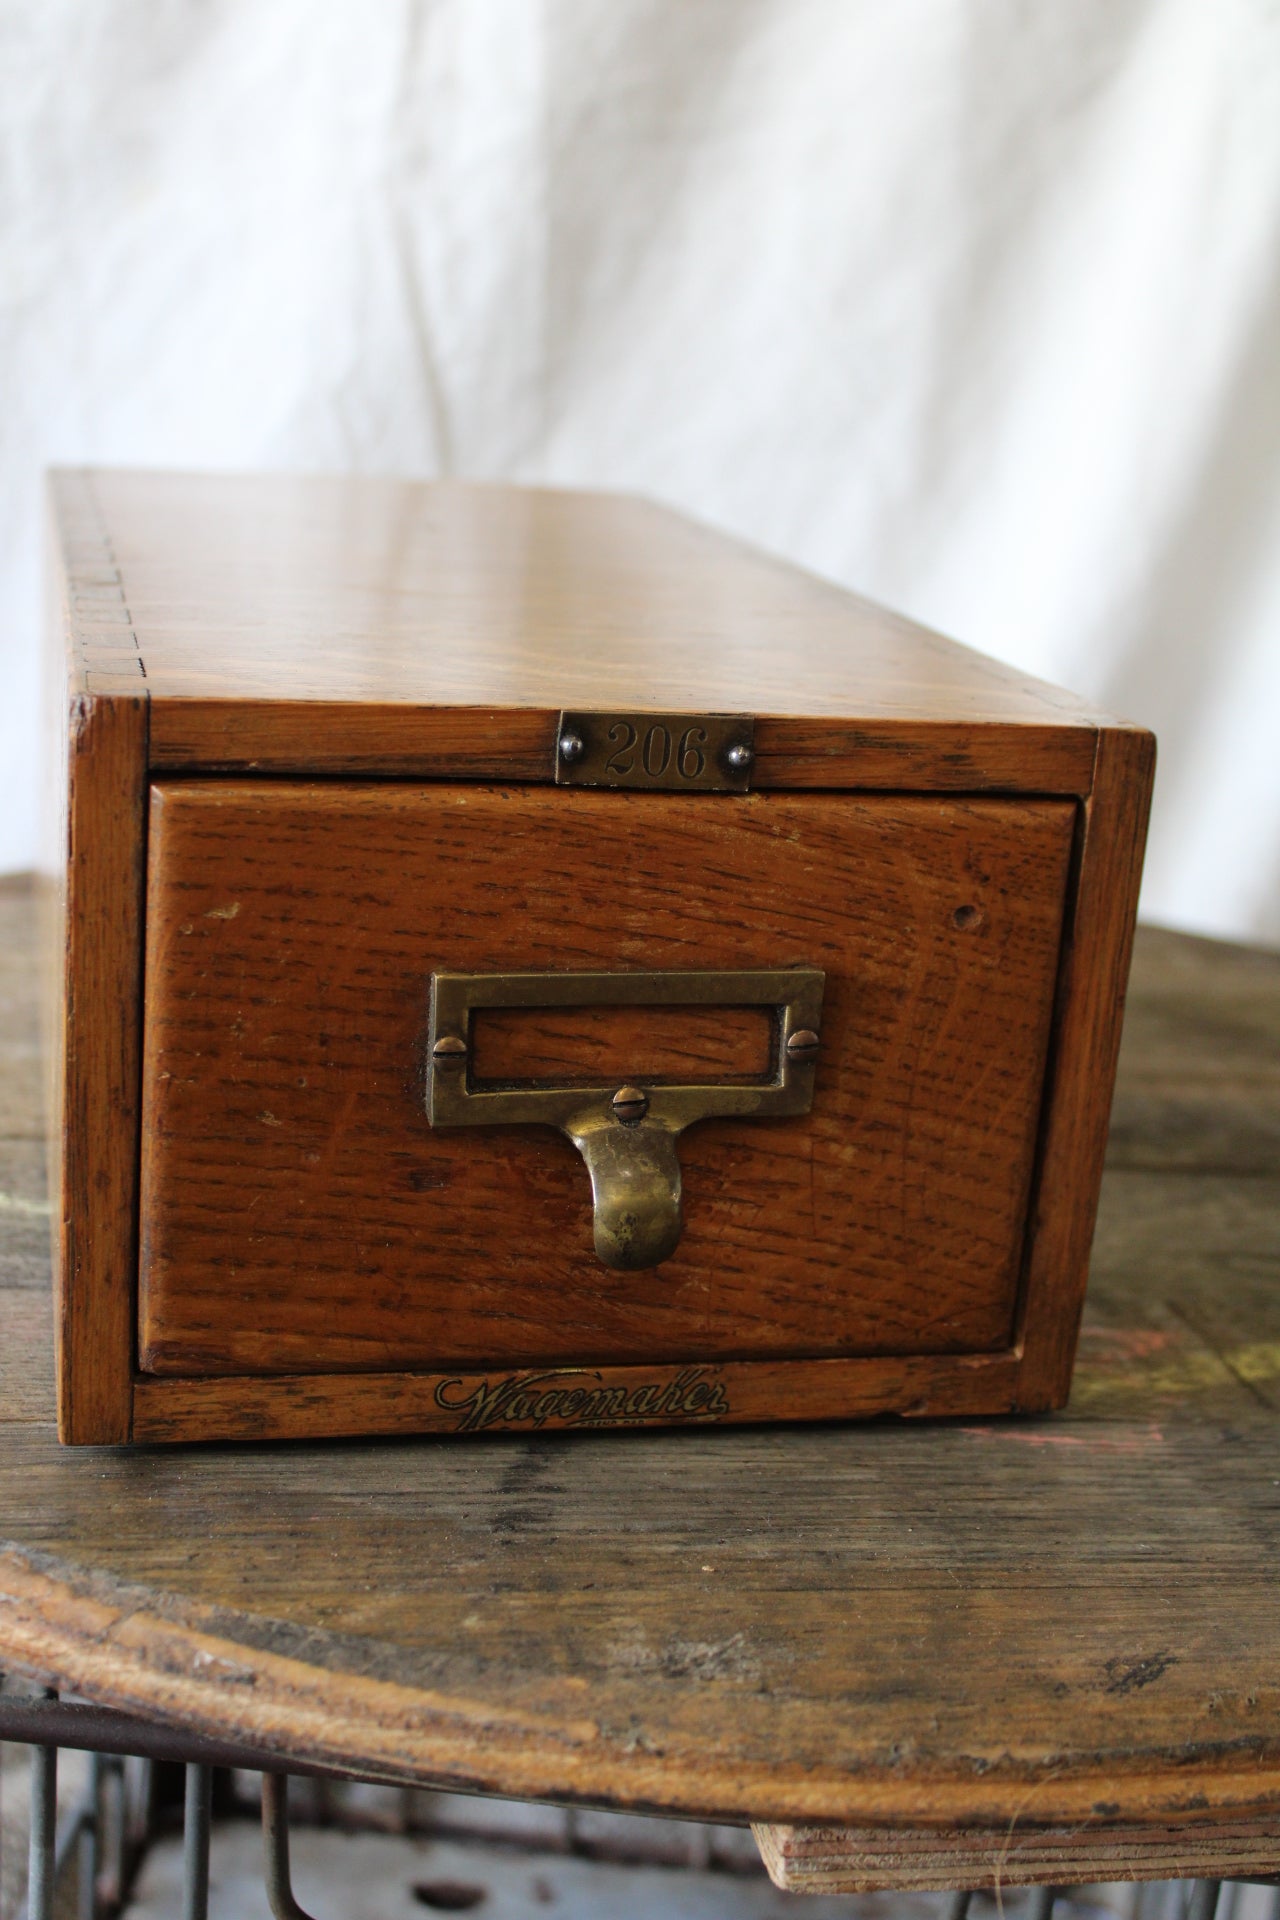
{"left": 53, "top": 469, "right": 1111, "bottom": 725}
{"left": 52, "top": 692, "right": 147, "bottom": 1445}
{"left": 143, "top": 702, "right": 1103, "bottom": 795}
{"left": 1014, "top": 725, "right": 1156, "bottom": 1409}
{"left": 137, "top": 783, "right": 1073, "bottom": 1379}
{"left": 469, "top": 1001, "right": 775, "bottom": 1084}
{"left": 42, "top": 473, "right": 150, "bottom": 1442}
{"left": 49, "top": 469, "right": 1108, "bottom": 795}
{"left": 42, "top": 477, "right": 150, "bottom": 1442}
{"left": 129, "top": 1351, "right": 1025, "bottom": 1443}
{"left": 50, "top": 472, "right": 1113, "bottom": 794}
{"left": 4, "top": 881, "right": 1280, "bottom": 1852}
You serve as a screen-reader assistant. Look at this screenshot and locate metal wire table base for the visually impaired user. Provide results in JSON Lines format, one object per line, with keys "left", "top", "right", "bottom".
{"left": 1, "top": 1688, "right": 335, "bottom": 1920}
{"left": 2, "top": 1687, "right": 1274, "bottom": 1920}
{"left": 19, "top": 1753, "right": 315, "bottom": 1920}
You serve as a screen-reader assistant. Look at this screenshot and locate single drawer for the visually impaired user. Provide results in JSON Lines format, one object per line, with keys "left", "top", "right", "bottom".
{"left": 138, "top": 780, "right": 1073, "bottom": 1385}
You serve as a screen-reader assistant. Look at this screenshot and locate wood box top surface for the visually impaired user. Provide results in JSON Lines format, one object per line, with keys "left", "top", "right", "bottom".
{"left": 52, "top": 466, "right": 1113, "bottom": 740}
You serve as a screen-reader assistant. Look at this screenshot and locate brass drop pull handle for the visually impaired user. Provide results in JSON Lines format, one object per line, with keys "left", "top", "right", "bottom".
{"left": 426, "top": 968, "right": 826, "bottom": 1271}
{"left": 565, "top": 1105, "right": 686, "bottom": 1269}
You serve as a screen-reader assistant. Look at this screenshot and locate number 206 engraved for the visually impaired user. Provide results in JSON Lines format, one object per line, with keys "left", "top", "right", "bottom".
{"left": 555, "top": 711, "right": 754, "bottom": 792}
{"left": 605, "top": 719, "right": 706, "bottom": 781}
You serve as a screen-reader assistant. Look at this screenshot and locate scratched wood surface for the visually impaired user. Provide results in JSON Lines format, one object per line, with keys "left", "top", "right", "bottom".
{"left": 138, "top": 782, "right": 1072, "bottom": 1377}
{"left": 3, "top": 876, "right": 1280, "bottom": 1873}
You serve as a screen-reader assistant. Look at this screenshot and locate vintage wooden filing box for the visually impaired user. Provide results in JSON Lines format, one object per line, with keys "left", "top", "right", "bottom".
{"left": 45, "top": 469, "right": 1154, "bottom": 1445}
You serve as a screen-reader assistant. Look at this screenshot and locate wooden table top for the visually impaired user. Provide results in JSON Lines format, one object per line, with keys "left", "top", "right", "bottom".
{"left": 2, "top": 875, "right": 1278, "bottom": 1851}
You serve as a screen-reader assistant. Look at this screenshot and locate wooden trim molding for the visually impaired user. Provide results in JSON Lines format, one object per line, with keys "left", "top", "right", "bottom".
{"left": 130, "top": 1350, "right": 1025, "bottom": 1445}
{"left": 145, "top": 702, "right": 1101, "bottom": 796}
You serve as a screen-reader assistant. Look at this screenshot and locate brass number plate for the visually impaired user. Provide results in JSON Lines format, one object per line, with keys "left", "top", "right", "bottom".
{"left": 427, "top": 966, "right": 824, "bottom": 1270}
{"left": 554, "top": 711, "right": 755, "bottom": 792}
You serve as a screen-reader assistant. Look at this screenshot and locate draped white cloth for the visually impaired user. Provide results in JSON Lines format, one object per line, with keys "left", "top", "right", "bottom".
{"left": 4, "top": 0, "right": 1278, "bottom": 940}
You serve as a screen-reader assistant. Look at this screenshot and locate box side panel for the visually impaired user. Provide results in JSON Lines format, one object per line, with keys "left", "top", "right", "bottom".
{"left": 45, "top": 471, "right": 151, "bottom": 1442}
{"left": 55, "top": 688, "right": 148, "bottom": 1442}
{"left": 1013, "top": 724, "right": 1157, "bottom": 1409}
{"left": 40, "top": 499, "right": 73, "bottom": 1295}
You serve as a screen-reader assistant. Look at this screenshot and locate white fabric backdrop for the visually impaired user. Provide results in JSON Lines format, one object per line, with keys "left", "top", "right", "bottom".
{"left": 3, "top": 0, "right": 1278, "bottom": 941}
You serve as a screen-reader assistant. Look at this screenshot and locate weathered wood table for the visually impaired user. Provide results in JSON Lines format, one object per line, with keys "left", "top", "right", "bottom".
{"left": 1, "top": 874, "right": 1278, "bottom": 1896}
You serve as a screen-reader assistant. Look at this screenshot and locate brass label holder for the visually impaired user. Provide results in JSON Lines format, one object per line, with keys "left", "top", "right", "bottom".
{"left": 554, "top": 712, "right": 755, "bottom": 791}
{"left": 426, "top": 967, "right": 825, "bottom": 1270}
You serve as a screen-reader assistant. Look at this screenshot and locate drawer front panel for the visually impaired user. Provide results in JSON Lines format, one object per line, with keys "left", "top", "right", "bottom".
{"left": 139, "top": 782, "right": 1074, "bottom": 1376}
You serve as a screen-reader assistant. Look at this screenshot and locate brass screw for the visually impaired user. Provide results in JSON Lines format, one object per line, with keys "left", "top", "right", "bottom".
{"left": 723, "top": 741, "right": 753, "bottom": 773}
{"left": 786, "top": 1028, "right": 820, "bottom": 1062}
{"left": 612, "top": 1085, "right": 649, "bottom": 1124}
{"left": 559, "top": 730, "right": 586, "bottom": 764}
{"left": 432, "top": 1034, "right": 468, "bottom": 1064}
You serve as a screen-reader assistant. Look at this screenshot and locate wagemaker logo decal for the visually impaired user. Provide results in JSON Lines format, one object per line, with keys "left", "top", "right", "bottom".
{"left": 434, "top": 1366, "right": 730, "bottom": 1433}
